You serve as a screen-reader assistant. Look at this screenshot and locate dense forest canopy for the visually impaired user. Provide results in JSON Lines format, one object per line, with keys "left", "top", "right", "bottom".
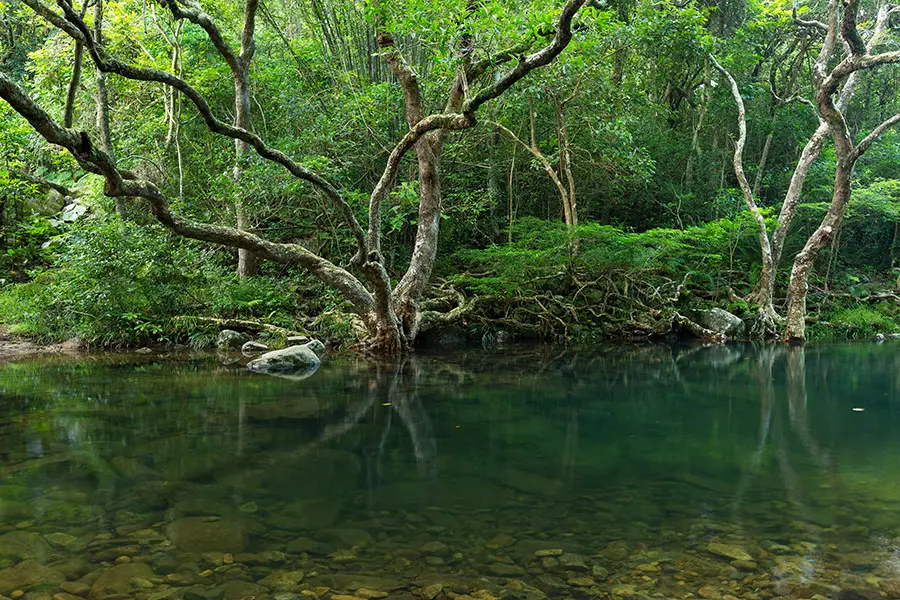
{"left": 2, "top": 0, "right": 900, "bottom": 352}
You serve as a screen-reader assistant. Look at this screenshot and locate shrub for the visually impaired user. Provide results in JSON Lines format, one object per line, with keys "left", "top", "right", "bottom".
{"left": 0, "top": 216, "right": 312, "bottom": 347}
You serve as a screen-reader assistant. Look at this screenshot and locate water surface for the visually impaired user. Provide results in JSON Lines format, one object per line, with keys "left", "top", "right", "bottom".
{"left": 1, "top": 343, "right": 899, "bottom": 600}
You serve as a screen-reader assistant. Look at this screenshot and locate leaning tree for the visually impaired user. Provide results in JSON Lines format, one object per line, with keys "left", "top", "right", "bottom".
{"left": 783, "top": 0, "right": 900, "bottom": 341}
{"left": 0, "top": 0, "right": 592, "bottom": 354}
{"left": 711, "top": 0, "right": 900, "bottom": 340}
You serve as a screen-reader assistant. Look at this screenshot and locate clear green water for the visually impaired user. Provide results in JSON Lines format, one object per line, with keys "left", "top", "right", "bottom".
{"left": 1, "top": 344, "right": 900, "bottom": 600}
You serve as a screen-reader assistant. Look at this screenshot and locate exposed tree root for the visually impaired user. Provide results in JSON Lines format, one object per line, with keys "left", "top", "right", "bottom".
{"left": 672, "top": 312, "right": 727, "bottom": 342}
{"left": 749, "top": 304, "right": 782, "bottom": 339}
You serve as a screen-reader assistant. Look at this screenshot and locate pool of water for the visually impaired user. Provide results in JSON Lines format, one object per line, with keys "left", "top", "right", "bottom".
{"left": 1, "top": 343, "right": 899, "bottom": 600}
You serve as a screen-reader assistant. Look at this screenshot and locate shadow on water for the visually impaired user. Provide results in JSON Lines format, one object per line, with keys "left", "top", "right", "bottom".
{"left": 0, "top": 344, "right": 900, "bottom": 599}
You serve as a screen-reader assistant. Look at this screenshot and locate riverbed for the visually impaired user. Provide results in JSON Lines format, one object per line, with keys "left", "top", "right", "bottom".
{"left": 0, "top": 344, "right": 898, "bottom": 600}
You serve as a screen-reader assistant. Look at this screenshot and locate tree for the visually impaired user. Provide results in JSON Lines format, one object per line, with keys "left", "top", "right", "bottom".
{"left": 751, "top": 1, "right": 899, "bottom": 325}
{"left": 709, "top": 53, "right": 779, "bottom": 334}
{"left": 0, "top": 0, "right": 591, "bottom": 354}
{"left": 491, "top": 89, "right": 580, "bottom": 237}
{"left": 784, "top": 0, "right": 900, "bottom": 341}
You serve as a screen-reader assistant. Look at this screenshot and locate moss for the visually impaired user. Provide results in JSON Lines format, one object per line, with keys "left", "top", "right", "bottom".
{"left": 808, "top": 305, "right": 900, "bottom": 340}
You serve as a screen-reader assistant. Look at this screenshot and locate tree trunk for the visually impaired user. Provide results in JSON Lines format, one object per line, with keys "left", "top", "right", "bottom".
{"left": 235, "top": 0, "right": 259, "bottom": 277}
{"left": 685, "top": 65, "right": 709, "bottom": 190}
{"left": 760, "top": 2, "right": 897, "bottom": 311}
{"left": 234, "top": 76, "right": 257, "bottom": 277}
{"left": 784, "top": 0, "right": 900, "bottom": 342}
{"left": 6, "top": 0, "right": 587, "bottom": 357}
{"left": 93, "top": 0, "right": 126, "bottom": 219}
{"left": 785, "top": 161, "right": 852, "bottom": 341}
{"left": 64, "top": 42, "right": 82, "bottom": 128}
{"left": 554, "top": 97, "right": 577, "bottom": 232}
{"left": 752, "top": 128, "right": 774, "bottom": 198}
{"left": 392, "top": 133, "right": 444, "bottom": 342}
{"left": 710, "top": 54, "right": 778, "bottom": 332}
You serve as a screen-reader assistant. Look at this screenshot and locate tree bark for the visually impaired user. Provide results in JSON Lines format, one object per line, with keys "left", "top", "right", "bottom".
{"left": 554, "top": 96, "right": 577, "bottom": 232}
{"left": 93, "top": 0, "right": 126, "bottom": 219}
{"left": 10, "top": 0, "right": 587, "bottom": 356}
{"left": 63, "top": 42, "right": 82, "bottom": 128}
{"left": 710, "top": 54, "right": 778, "bottom": 331}
{"left": 752, "top": 129, "right": 773, "bottom": 198}
{"left": 753, "top": 1, "right": 899, "bottom": 315}
{"left": 785, "top": 0, "right": 900, "bottom": 341}
{"left": 492, "top": 119, "right": 574, "bottom": 232}
{"left": 63, "top": 1, "right": 90, "bottom": 128}
{"left": 235, "top": 0, "right": 259, "bottom": 277}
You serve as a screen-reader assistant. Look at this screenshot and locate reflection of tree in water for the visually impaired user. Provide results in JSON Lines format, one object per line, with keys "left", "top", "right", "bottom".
{"left": 730, "top": 345, "right": 842, "bottom": 588}
{"left": 303, "top": 359, "right": 438, "bottom": 500}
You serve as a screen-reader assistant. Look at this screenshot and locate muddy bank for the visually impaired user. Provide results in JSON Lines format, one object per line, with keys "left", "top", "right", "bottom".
{"left": 0, "top": 326, "right": 82, "bottom": 363}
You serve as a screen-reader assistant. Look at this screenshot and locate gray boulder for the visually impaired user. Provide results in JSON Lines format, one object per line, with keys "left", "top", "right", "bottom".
{"left": 241, "top": 341, "right": 269, "bottom": 357}
{"left": 303, "top": 339, "right": 326, "bottom": 357}
{"left": 216, "top": 330, "right": 250, "bottom": 351}
{"left": 697, "top": 308, "right": 746, "bottom": 338}
{"left": 26, "top": 190, "right": 66, "bottom": 217}
{"left": 246, "top": 340, "right": 325, "bottom": 376}
{"left": 286, "top": 335, "right": 310, "bottom": 345}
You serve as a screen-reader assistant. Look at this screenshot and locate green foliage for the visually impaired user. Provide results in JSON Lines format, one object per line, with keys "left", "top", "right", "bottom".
{"left": 454, "top": 213, "right": 766, "bottom": 299}
{"left": 7, "top": 0, "right": 900, "bottom": 347}
{"left": 449, "top": 214, "right": 766, "bottom": 337}
{"left": 0, "top": 217, "right": 309, "bottom": 346}
{"left": 809, "top": 304, "right": 900, "bottom": 340}
{"left": 0, "top": 215, "right": 58, "bottom": 283}
{"left": 791, "top": 180, "right": 900, "bottom": 271}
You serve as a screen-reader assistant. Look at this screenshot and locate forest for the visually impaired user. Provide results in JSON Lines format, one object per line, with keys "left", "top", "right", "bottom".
{"left": 3, "top": 0, "right": 900, "bottom": 354}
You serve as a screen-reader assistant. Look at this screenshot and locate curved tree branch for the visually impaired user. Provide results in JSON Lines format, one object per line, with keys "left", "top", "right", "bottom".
{"left": 852, "top": 112, "right": 900, "bottom": 160}
{"left": 36, "top": 0, "right": 369, "bottom": 258}
{"left": 710, "top": 54, "right": 778, "bottom": 321}
{"left": 0, "top": 71, "right": 375, "bottom": 316}
{"left": 463, "top": 0, "right": 588, "bottom": 115}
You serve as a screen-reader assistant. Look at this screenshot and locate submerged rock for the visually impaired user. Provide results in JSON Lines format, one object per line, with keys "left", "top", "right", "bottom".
{"left": 315, "top": 528, "right": 372, "bottom": 548}
{"left": 309, "top": 574, "right": 402, "bottom": 593}
{"left": 836, "top": 589, "right": 883, "bottom": 600}
{"left": 707, "top": 543, "right": 753, "bottom": 562}
{"left": 166, "top": 517, "right": 247, "bottom": 553}
{"left": 44, "top": 532, "right": 82, "bottom": 551}
{"left": 246, "top": 341, "right": 326, "bottom": 376}
{"left": 486, "top": 533, "right": 516, "bottom": 549}
{"left": 0, "top": 561, "right": 65, "bottom": 595}
{"left": 257, "top": 570, "right": 304, "bottom": 591}
{"left": 557, "top": 553, "right": 589, "bottom": 572}
{"left": 697, "top": 585, "right": 722, "bottom": 600}
{"left": 0, "top": 532, "right": 50, "bottom": 562}
{"left": 219, "top": 582, "right": 266, "bottom": 600}
{"left": 268, "top": 498, "right": 339, "bottom": 530}
{"left": 90, "top": 563, "right": 155, "bottom": 598}
{"left": 285, "top": 537, "right": 328, "bottom": 555}
{"left": 217, "top": 330, "right": 251, "bottom": 351}
{"left": 697, "top": 308, "right": 745, "bottom": 338}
